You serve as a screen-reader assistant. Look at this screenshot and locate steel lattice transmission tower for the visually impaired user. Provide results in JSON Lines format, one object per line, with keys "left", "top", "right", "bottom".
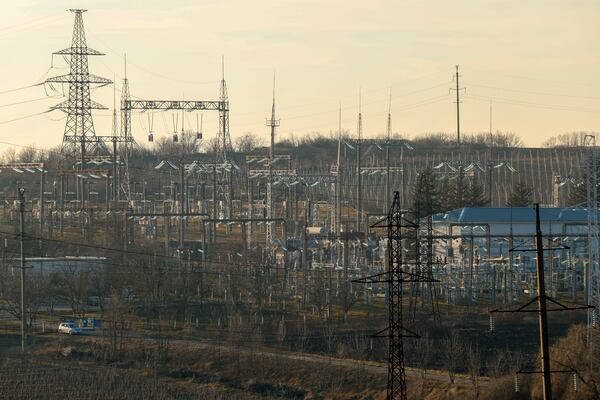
{"left": 217, "top": 58, "right": 233, "bottom": 223}
{"left": 217, "top": 57, "right": 232, "bottom": 162}
{"left": 46, "top": 9, "right": 111, "bottom": 163}
{"left": 120, "top": 56, "right": 132, "bottom": 202}
{"left": 387, "top": 192, "right": 408, "bottom": 399}
{"left": 585, "top": 134, "right": 600, "bottom": 363}
{"left": 354, "top": 192, "right": 437, "bottom": 400}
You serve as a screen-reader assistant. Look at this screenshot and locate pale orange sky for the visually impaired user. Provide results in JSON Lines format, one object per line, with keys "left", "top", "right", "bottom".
{"left": 0, "top": 0, "right": 599, "bottom": 153}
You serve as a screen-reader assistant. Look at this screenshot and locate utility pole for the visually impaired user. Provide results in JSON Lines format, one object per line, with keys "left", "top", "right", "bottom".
{"left": 179, "top": 164, "right": 185, "bottom": 248}
{"left": 488, "top": 99, "right": 494, "bottom": 206}
{"left": 335, "top": 102, "right": 342, "bottom": 236}
{"left": 212, "top": 164, "right": 217, "bottom": 243}
{"left": 266, "top": 74, "right": 280, "bottom": 245}
{"left": 535, "top": 203, "right": 552, "bottom": 399}
{"left": 39, "top": 165, "right": 45, "bottom": 235}
{"left": 18, "top": 188, "right": 26, "bottom": 355}
{"left": 491, "top": 203, "right": 594, "bottom": 400}
{"left": 386, "top": 90, "right": 392, "bottom": 212}
{"left": 585, "top": 134, "right": 600, "bottom": 359}
{"left": 450, "top": 65, "right": 464, "bottom": 146}
{"left": 356, "top": 90, "right": 363, "bottom": 233}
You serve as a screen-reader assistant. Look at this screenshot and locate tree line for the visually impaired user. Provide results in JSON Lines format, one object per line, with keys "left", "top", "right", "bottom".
{"left": 411, "top": 167, "right": 537, "bottom": 217}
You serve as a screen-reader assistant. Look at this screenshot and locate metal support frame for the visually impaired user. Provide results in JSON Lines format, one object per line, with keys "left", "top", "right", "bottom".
{"left": 353, "top": 192, "right": 437, "bottom": 400}
{"left": 46, "top": 9, "right": 111, "bottom": 161}
{"left": 585, "top": 134, "right": 600, "bottom": 365}
{"left": 0, "top": 163, "right": 45, "bottom": 233}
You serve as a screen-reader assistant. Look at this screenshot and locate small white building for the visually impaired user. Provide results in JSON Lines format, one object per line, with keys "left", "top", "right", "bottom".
{"left": 5, "top": 256, "right": 106, "bottom": 276}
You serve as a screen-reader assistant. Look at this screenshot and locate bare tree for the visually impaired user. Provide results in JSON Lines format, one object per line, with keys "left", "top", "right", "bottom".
{"left": 18, "top": 145, "right": 42, "bottom": 162}
{"left": 543, "top": 131, "right": 595, "bottom": 148}
{"left": 60, "top": 266, "right": 90, "bottom": 318}
{"left": 336, "top": 280, "right": 357, "bottom": 322}
{"left": 0, "top": 147, "right": 17, "bottom": 163}
{"left": 442, "top": 328, "right": 464, "bottom": 384}
{"left": 467, "top": 343, "right": 482, "bottom": 398}
{"left": 0, "top": 263, "right": 48, "bottom": 328}
{"left": 234, "top": 133, "right": 264, "bottom": 153}
{"left": 106, "top": 291, "right": 130, "bottom": 360}
{"left": 412, "top": 332, "right": 433, "bottom": 397}
{"left": 152, "top": 131, "right": 200, "bottom": 159}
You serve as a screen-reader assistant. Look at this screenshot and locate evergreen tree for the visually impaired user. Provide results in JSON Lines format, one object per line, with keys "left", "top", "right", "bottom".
{"left": 566, "top": 165, "right": 600, "bottom": 206}
{"left": 568, "top": 180, "right": 587, "bottom": 206}
{"left": 465, "top": 179, "right": 488, "bottom": 207}
{"left": 411, "top": 168, "right": 441, "bottom": 217}
{"left": 567, "top": 180, "right": 600, "bottom": 206}
{"left": 507, "top": 181, "right": 534, "bottom": 207}
{"left": 441, "top": 168, "right": 488, "bottom": 211}
{"left": 445, "top": 168, "right": 467, "bottom": 210}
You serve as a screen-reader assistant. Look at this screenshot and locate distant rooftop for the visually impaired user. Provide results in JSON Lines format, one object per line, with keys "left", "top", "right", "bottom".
{"left": 433, "top": 207, "right": 597, "bottom": 224}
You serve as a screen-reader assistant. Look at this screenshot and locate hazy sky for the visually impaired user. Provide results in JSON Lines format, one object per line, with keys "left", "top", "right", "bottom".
{"left": 0, "top": 0, "right": 599, "bottom": 153}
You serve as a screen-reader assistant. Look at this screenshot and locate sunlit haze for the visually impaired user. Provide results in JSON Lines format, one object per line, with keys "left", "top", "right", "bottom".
{"left": 1, "top": 0, "right": 599, "bottom": 152}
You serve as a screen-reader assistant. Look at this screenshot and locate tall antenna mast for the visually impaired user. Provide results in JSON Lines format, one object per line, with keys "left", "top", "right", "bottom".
{"left": 265, "top": 72, "right": 280, "bottom": 244}
{"left": 111, "top": 74, "right": 118, "bottom": 136}
{"left": 489, "top": 99, "right": 493, "bottom": 140}
{"left": 356, "top": 88, "right": 363, "bottom": 233}
{"left": 386, "top": 88, "right": 392, "bottom": 211}
{"left": 335, "top": 101, "right": 342, "bottom": 235}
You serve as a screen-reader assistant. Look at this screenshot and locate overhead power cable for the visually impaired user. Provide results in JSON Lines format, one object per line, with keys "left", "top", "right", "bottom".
{"left": 0, "top": 82, "right": 44, "bottom": 95}
{"left": 0, "top": 110, "right": 53, "bottom": 125}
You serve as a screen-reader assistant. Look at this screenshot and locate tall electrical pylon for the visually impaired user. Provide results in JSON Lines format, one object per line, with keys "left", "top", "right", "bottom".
{"left": 585, "top": 134, "right": 600, "bottom": 366}
{"left": 47, "top": 9, "right": 111, "bottom": 164}
{"left": 120, "top": 55, "right": 131, "bottom": 140}
{"left": 217, "top": 57, "right": 233, "bottom": 224}
{"left": 120, "top": 55, "right": 132, "bottom": 203}
{"left": 217, "top": 57, "right": 232, "bottom": 162}
{"left": 387, "top": 192, "right": 407, "bottom": 399}
{"left": 353, "top": 192, "right": 437, "bottom": 399}
{"left": 265, "top": 74, "right": 280, "bottom": 245}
